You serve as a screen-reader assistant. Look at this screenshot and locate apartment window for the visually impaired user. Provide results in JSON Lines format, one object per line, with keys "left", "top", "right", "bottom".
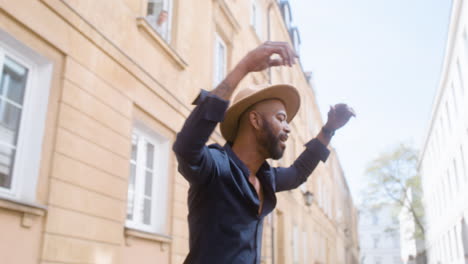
{"left": 213, "top": 34, "right": 227, "bottom": 87}
{"left": 464, "top": 28, "right": 468, "bottom": 73}
{"left": 372, "top": 213, "right": 379, "bottom": 225}
{"left": 460, "top": 145, "right": 467, "bottom": 182}
{"left": 292, "top": 225, "right": 299, "bottom": 264}
{"left": 456, "top": 60, "right": 465, "bottom": 97}
{"left": 374, "top": 257, "right": 382, "bottom": 264}
{"left": 451, "top": 83, "right": 459, "bottom": 118}
{"left": 392, "top": 234, "right": 399, "bottom": 247}
{"left": 373, "top": 235, "right": 380, "bottom": 249}
{"left": 126, "top": 125, "right": 170, "bottom": 234}
{"left": 146, "top": 0, "right": 172, "bottom": 42}
{"left": 251, "top": 0, "right": 262, "bottom": 38}
{"left": 0, "top": 31, "right": 52, "bottom": 202}
{"left": 290, "top": 27, "right": 301, "bottom": 57}
{"left": 303, "top": 230, "right": 308, "bottom": 263}
{"left": 280, "top": 0, "right": 292, "bottom": 29}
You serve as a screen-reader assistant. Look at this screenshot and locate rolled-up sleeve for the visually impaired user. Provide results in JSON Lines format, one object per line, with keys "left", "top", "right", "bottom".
{"left": 173, "top": 90, "right": 229, "bottom": 185}
{"left": 274, "top": 139, "right": 330, "bottom": 192}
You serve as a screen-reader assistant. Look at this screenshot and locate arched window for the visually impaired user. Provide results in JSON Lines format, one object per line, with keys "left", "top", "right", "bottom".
{"left": 279, "top": 0, "right": 292, "bottom": 29}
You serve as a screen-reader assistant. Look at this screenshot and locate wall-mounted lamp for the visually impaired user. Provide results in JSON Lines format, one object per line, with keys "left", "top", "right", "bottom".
{"left": 303, "top": 191, "right": 314, "bottom": 206}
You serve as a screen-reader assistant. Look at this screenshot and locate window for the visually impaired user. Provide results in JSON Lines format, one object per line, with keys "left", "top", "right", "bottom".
{"left": 303, "top": 231, "right": 308, "bottom": 263}
{"left": 392, "top": 234, "right": 399, "bottom": 247}
{"left": 372, "top": 213, "right": 379, "bottom": 225}
{"left": 213, "top": 34, "right": 227, "bottom": 87}
{"left": 146, "top": 0, "right": 172, "bottom": 42}
{"left": 280, "top": 0, "right": 292, "bottom": 29}
{"left": 373, "top": 235, "right": 380, "bottom": 249}
{"left": 374, "top": 257, "right": 382, "bottom": 264}
{"left": 292, "top": 225, "right": 299, "bottom": 264}
{"left": 460, "top": 145, "right": 467, "bottom": 182}
{"left": 456, "top": 60, "right": 465, "bottom": 97}
{"left": 126, "top": 124, "right": 170, "bottom": 234}
{"left": 290, "top": 27, "right": 301, "bottom": 57}
{"left": 0, "top": 30, "right": 53, "bottom": 202}
{"left": 251, "top": 0, "right": 262, "bottom": 38}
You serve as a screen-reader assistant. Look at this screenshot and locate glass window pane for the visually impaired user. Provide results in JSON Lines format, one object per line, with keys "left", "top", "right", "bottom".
{"left": 146, "top": 142, "right": 154, "bottom": 169}
{"left": 0, "top": 101, "right": 22, "bottom": 138}
{"left": 143, "top": 198, "right": 151, "bottom": 225}
{"left": 0, "top": 144, "right": 15, "bottom": 189}
{"left": 1, "top": 56, "right": 27, "bottom": 105}
{"left": 126, "top": 163, "right": 137, "bottom": 220}
{"left": 145, "top": 170, "right": 153, "bottom": 197}
{"left": 131, "top": 134, "right": 138, "bottom": 161}
{"left": 146, "top": 0, "right": 169, "bottom": 40}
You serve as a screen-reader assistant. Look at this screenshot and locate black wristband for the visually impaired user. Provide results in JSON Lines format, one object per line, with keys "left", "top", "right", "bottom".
{"left": 322, "top": 126, "right": 335, "bottom": 137}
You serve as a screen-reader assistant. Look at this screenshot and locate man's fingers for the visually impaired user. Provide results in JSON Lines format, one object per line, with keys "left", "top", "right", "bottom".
{"left": 349, "top": 107, "right": 356, "bottom": 117}
{"left": 268, "top": 59, "right": 283, "bottom": 67}
{"left": 265, "top": 42, "right": 294, "bottom": 66}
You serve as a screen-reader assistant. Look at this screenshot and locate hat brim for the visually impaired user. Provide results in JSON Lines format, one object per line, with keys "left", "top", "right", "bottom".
{"left": 220, "top": 84, "right": 300, "bottom": 142}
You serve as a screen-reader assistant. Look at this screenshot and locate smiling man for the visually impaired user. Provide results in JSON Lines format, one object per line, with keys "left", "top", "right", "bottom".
{"left": 173, "top": 41, "right": 355, "bottom": 264}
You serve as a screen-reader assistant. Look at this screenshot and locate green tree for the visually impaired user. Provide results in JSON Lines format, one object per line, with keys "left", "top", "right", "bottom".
{"left": 362, "top": 143, "right": 425, "bottom": 239}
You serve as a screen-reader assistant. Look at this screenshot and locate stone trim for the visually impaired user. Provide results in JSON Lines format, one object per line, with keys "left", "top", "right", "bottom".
{"left": 0, "top": 197, "right": 47, "bottom": 228}
{"left": 124, "top": 227, "right": 172, "bottom": 251}
{"left": 136, "top": 17, "right": 188, "bottom": 70}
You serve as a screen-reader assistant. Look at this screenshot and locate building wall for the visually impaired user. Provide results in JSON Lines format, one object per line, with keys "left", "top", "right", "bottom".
{"left": 419, "top": 0, "right": 468, "bottom": 263}
{"left": 359, "top": 207, "right": 403, "bottom": 264}
{"left": 0, "top": 0, "right": 359, "bottom": 263}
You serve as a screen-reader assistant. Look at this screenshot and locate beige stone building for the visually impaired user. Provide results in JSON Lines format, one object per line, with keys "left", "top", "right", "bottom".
{"left": 0, "top": 0, "right": 359, "bottom": 263}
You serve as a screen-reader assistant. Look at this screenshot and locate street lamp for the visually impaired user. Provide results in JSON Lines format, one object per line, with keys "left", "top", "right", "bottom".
{"left": 303, "top": 191, "right": 314, "bottom": 206}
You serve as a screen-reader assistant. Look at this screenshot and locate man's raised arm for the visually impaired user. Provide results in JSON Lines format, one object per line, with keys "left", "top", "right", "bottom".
{"left": 275, "top": 104, "right": 356, "bottom": 192}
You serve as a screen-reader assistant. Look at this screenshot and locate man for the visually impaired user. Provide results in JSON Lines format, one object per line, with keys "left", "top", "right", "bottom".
{"left": 173, "top": 41, "right": 355, "bottom": 263}
{"left": 147, "top": 8, "right": 168, "bottom": 38}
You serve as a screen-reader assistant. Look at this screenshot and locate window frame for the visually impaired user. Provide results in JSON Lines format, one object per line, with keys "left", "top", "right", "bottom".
{"left": 292, "top": 225, "right": 300, "bottom": 264}
{"left": 213, "top": 33, "right": 227, "bottom": 87}
{"left": 0, "top": 30, "right": 53, "bottom": 203}
{"left": 145, "top": 0, "right": 174, "bottom": 43}
{"left": 251, "top": 0, "right": 262, "bottom": 39}
{"left": 125, "top": 122, "right": 170, "bottom": 235}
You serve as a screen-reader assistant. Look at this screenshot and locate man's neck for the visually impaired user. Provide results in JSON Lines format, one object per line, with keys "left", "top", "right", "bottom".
{"left": 231, "top": 141, "right": 265, "bottom": 176}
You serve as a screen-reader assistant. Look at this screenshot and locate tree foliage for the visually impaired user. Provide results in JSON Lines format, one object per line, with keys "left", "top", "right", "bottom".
{"left": 361, "top": 143, "right": 425, "bottom": 240}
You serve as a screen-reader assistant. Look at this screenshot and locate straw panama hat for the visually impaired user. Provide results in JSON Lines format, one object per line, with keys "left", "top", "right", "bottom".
{"left": 220, "top": 84, "right": 300, "bottom": 142}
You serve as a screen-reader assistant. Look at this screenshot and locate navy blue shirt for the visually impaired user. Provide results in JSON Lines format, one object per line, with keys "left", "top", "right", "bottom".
{"left": 173, "top": 90, "right": 330, "bottom": 264}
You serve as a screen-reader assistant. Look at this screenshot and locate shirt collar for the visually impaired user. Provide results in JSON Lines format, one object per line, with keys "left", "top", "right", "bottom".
{"left": 223, "top": 143, "right": 272, "bottom": 179}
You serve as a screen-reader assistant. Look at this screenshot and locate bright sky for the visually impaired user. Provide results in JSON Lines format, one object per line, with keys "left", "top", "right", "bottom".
{"left": 289, "top": 0, "right": 453, "bottom": 204}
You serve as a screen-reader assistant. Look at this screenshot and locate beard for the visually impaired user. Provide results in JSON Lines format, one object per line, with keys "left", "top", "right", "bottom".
{"left": 259, "top": 116, "right": 285, "bottom": 160}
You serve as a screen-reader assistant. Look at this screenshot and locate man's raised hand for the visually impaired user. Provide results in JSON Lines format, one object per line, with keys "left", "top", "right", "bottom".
{"left": 239, "top": 41, "right": 298, "bottom": 73}
{"left": 211, "top": 42, "right": 298, "bottom": 100}
{"left": 324, "top": 104, "right": 356, "bottom": 131}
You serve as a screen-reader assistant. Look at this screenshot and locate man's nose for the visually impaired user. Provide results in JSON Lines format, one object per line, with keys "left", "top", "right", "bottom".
{"left": 284, "top": 122, "right": 291, "bottom": 133}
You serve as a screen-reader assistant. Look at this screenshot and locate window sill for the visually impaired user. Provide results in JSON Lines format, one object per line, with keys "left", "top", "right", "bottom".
{"left": 124, "top": 227, "right": 172, "bottom": 251}
{"left": 136, "top": 17, "right": 188, "bottom": 70}
{"left": 250, "top": 25, "right": 262, "bottom": 45}
{"left": 0, "top": 197, "right": 47, "bottom": 228}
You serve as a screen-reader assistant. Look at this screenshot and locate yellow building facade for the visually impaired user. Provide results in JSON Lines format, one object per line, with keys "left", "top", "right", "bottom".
{"left": 0, "top": 0, "right": 359, "bottom": 263}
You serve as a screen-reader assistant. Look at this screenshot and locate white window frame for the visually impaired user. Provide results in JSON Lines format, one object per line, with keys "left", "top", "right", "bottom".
{"left": 0, "top": 30, "right": 53, "bottom": 203}
{"left": 145, "top": 0, "right": 173, "bottom": 43}
{"left": 251, "top": 0, "right": 263, "bottom": 39}
{"left": 213, "top": 34, "right": 227, "bottom": 87}
{"left": 292, "top": 225, "right": 299, "bottom": 264}
{"left": 302, "top": 230, "right": 308, "bottom": 264}
{"left": 125, "top": 122, "right": 170, "bottom": 234}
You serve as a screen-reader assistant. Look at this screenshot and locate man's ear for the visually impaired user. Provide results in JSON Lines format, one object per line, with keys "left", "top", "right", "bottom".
{"left": 249, "top": 111, "right": 263, "bottom": 130}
